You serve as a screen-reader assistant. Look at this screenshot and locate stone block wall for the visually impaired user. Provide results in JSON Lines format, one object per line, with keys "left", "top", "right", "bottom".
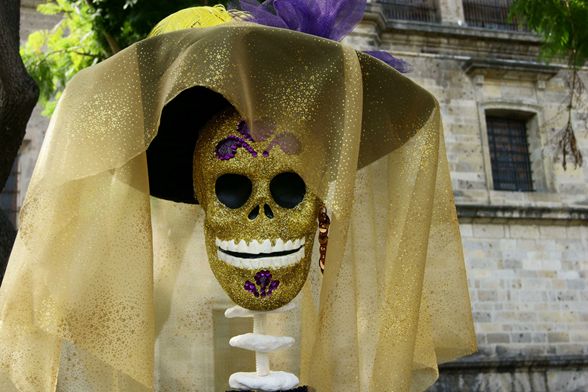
{"left": 463, "top": 221, "right": 588, "bottom": 358}
{"left": 357, "top": 2, "right": 588, "bottom": 390}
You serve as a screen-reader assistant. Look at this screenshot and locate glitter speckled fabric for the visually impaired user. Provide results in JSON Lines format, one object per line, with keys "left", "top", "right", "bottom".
{"left": 0, "top": 24, "right": 476, "bottom": 391}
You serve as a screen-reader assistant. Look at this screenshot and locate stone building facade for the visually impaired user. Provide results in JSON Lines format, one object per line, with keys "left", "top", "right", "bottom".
{"left": 4, "top": 0, "right": 588, "bottom": 391}
{"left": 347, "top": 1, "right": 588, "bottom": 390}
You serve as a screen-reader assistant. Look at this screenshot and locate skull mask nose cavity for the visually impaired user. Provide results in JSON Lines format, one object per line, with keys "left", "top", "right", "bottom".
{"left": 248, "top": 205, "right": 260, "bottom": 220}
{"left": 248, "top": 204, "right": 273, "bottom": 220}
{"left": 264, "top": 204, "right": 274, "bottom": 219}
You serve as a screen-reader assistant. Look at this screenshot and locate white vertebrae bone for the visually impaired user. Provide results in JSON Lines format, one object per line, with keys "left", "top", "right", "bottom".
{"left": 225, "top": 304, "right": 299, "bottom": 391}
{"left": 229, "top": 371, "right": 299, "bottom": 391}
{"left": 230, "top": 333, "right": 294, "bottom": 353}
{"left": 216, "top": 237, "right": 306, "bottom": 270}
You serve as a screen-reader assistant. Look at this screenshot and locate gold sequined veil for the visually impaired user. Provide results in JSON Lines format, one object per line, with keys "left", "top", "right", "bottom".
{"left": 0, "top": 24, "right": 476, "bottom": 391}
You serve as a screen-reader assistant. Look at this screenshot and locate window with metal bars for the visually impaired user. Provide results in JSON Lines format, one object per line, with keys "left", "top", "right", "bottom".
{"left": 0, "top": 158, "right": 19, "bottom": 226}
{"left": 463, "top": 0, "right": 525, "bottom": 31}
{"left": 377, "top": 0, "right": 440, "bottom": 23}
{"left": 486, "top": 116, "right": 534, "bottom": 191}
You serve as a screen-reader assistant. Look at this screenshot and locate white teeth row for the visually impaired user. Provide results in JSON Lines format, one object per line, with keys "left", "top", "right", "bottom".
{"left": 217, "top": 247, "right": 305, "bottom": 270}
{"left": 215, "top": 237, "right": 306, "bottom": 254}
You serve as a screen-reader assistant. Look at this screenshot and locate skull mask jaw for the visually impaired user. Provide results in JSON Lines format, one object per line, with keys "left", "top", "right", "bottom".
{"left": 193, "top": 108, "right": 320, "bottom": 311}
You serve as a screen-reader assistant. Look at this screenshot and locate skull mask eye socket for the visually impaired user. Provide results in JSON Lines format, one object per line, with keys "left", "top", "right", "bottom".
{"left": 270, "top": 172, "right": 306, "bottom": 209}
{"left": 215, "top": 174, "right": 253, "bottom": 209}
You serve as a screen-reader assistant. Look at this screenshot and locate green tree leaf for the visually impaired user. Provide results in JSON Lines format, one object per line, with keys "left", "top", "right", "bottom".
{"left": 21, "top": 0, "right": 238, "bottom": 116}
{"left": 510, "top": 0, "right": 587, "bottom": 168}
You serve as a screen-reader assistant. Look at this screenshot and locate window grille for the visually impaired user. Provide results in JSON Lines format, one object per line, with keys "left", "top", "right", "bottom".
{"left": 0, "top": 158, "right": 19, "bottom": 226}
{"left": 377, "top": 0, "right": 440, "bottom": 23}
{"left": 486, "top": 116, "right": 533, "bottom": 192}
{"left": 463, "top": 0, "right": 524, "bottom": 31}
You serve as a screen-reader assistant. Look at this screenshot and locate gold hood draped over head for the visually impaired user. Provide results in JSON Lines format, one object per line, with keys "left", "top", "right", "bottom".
{"left": 0, "top": 22, "right": 476, "bottom": 392}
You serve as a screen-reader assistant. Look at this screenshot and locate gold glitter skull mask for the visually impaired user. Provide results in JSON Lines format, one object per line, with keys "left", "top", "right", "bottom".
{"left": 193, "top": 108, "right": 322, "bottom": 311}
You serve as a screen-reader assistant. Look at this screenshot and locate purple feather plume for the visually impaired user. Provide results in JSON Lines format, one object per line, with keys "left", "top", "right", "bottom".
{"left": 229, "top": 0, "right": 412, "bottom": 72}
{"left": 230, "top": 0, "right": 366, "bottom": 41}
{"left": 363, "top": 50, "right": 412, "bottom": 73}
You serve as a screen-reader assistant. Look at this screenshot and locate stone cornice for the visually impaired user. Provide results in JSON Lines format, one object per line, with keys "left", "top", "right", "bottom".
{"left": 457, "top": 204, "right": 588, "bottom": 224}
{"left": 361, "top": 5, "right": 552, "bottom": 62}
{"left": 440, "top": 354, "right": 588, "bottom": 371}
{"left": 463, "top": 58, "right": 562, "bottom": 81}
{"left": 364, "top": 5, "right": 540, "bottom": 44}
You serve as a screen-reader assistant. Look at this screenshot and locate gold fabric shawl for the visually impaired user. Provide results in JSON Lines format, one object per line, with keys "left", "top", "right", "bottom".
{"left": 0, "top": 24, "right": 476, "bottom": 391}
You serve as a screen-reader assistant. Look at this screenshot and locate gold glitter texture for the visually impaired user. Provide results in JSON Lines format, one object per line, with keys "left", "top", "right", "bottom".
{"left": 194, "top": 109, "right": 322, "bottom": 311}
{"left": 0, "top": 24, "right": 476, "bottom": 392}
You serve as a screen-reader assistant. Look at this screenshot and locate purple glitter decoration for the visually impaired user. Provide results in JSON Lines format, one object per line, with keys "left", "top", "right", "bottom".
{"left": 250, "top": 120, "right": 275, "bottom": 141}
{"left": 229, "top": 0, "right": 366, "bottom": 42}
{"left": 244, "top": 281, "right": 260, "bottom": 297}
{"left": 216, "top": 119, "right": 303, "bottom": 160}
{"left": 363, "top": 50, "right": 412, "bottom": 73}
{"left": 237, "top": 120, "right": 255, "bottom": 142}
{"left": 274, "top": 132, "right": 302, "bottom": 154}
{"left": 255, "top": 270, "right": 272, "bottom": 287}
{"left": 215, "top": 135, "right": 258, "bottom": 160}
{"left": 244, "top": 270, "right": 280, "bottom": 298}
{"left": 268, "top": 280, "right": 279, "bottom": 295}
{"left": 263, "top": 132, "right": 302, "bottom": 157}
{"left": 216, "top": 138, "right": 239, "bottom": 160}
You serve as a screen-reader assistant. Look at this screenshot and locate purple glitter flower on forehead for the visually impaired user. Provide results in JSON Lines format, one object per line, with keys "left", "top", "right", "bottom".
{"left": 215, "top": 135, "right": 258, "bottom": 160}
{"left": 216, "top": 138, "right": 239, "bottom": 160}
{"left": 216, "top": 118, "right": 303, "bottom": 160}
{"left": 262, "top": 132, "right": 302, "bottom": 157}
{"left": 250, "top": 119, "right": 275, "bottom": 142}
{"left": 237, "top": 120, "right": 255, "bottom": 142}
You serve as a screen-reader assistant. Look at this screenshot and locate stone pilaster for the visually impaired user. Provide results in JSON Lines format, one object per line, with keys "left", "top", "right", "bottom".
{"left": 437, "top": 0, "right": 465, "bottom": 25}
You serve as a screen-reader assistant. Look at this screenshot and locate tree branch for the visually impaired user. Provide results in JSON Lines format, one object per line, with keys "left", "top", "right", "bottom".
{"left": 0, "top": 0, "right": 39, "bottom": 187}
{"left": 84, "top": 0, "right": 121, "bottom": 55}
{"left": 0, "top": 0, "right": 40, "bottom": 279}
{"left": 103, "top": 31, "right": 121, "bottom": 55}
